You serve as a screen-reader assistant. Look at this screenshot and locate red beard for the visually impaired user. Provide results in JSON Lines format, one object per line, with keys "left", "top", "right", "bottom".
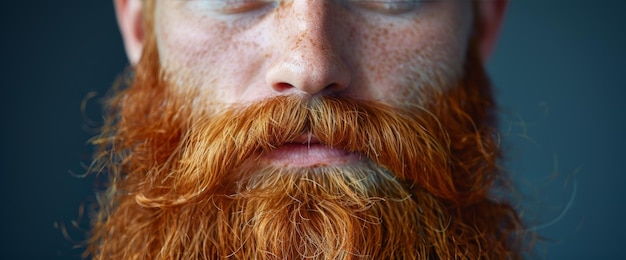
{"left": 86, "top": 24, "right": 526, "bottom": 259}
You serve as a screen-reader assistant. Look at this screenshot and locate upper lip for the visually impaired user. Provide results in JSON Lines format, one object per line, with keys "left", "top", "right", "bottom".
{"left": 291, "top": 133, "right": 320, "bottom": 144}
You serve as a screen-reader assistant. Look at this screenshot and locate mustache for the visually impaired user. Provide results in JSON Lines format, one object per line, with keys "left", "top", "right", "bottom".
{"left": 143, "top": 95, "right": 455, "bottom": 207}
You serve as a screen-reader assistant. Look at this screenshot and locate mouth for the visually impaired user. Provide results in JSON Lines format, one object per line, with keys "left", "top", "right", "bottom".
{"left": 260, "top": 134, "right": 361, "bottom": 168}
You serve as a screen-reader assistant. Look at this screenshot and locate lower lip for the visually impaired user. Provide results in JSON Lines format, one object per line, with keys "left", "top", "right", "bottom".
{"left": 261, "top": 143, "right": 361, "bottom": 168}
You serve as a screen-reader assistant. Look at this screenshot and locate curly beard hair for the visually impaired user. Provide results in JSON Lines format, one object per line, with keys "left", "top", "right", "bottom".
{"left": 86, "top": 2, "right": 527, "bottom": 259}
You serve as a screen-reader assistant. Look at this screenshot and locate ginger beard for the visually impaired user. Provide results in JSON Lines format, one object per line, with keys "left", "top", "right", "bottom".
{"left": 87, "top": 18, "right": 524, "bottom": 260}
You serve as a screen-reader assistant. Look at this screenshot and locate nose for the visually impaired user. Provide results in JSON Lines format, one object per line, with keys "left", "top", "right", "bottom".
{"left": 265, "top": 1, "right": 351, "bottom": 96}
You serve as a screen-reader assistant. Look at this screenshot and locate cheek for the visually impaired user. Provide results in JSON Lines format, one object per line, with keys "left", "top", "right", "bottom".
{"left": 155, "top": 6, "right": 263, "bottom": 104}
{"left": 156, "top": 18, "right": 235, "bottom": 77}
{"left": 354, "top": 7, "right": 472, "bottom": 103}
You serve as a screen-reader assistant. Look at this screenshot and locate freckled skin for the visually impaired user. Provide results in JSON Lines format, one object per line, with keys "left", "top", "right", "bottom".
{"left": 155, "top": 0, "right": 473, "bottom": 109}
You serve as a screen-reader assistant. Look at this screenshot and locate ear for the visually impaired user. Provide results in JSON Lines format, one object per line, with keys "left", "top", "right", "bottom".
{"left": 114, "top": 0, "right": 144, "bottom": 65}
{"left": 476, "top": 0, "right": 508, "bottom": 61}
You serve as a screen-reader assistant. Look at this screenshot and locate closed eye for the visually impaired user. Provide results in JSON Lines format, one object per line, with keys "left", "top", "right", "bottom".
{"left": 354, "top": 0, "right": 424, "bottom": 15}
{"left": 196, "top": 0, "right": 276, "bottom": 14}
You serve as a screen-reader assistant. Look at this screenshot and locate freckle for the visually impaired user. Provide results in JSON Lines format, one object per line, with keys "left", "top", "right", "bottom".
{"left": 309, "top": 38, "right": 317, "bottom": 47}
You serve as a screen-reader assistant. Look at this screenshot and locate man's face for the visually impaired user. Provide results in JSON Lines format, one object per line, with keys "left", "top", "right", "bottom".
{"left": 153, "top": 0, "right": 473, "bottom": 168}
{"left": 87, "top": 1, "right": 524, "bottom": 259}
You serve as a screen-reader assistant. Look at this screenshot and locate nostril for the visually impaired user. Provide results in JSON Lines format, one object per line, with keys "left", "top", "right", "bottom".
{"left": 273, "top": 82, "right": 295, "bottom": 92}
{"left": 324, "top": 83, "right": 342, "bottom": 92}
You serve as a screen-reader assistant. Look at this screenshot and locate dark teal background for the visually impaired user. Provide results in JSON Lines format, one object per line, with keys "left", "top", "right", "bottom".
{"left": 1, "top": 1, "right": 623, "bottom": 258}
